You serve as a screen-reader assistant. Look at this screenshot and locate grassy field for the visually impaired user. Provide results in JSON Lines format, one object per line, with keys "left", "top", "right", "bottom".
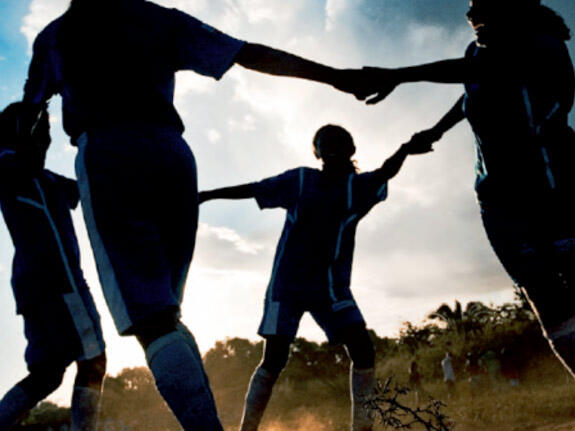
{"left": 20, "top": 301, "right": 575, "bottom": 430}
{"left": 248, "top": 354, "right": 575, "bottom": 431}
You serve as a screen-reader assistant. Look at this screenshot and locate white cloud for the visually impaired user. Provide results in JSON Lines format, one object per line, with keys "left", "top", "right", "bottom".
{"left": 21, "top": 0, "right": 68, "bottom": 49}
{"left": 325, "top": 0, "right": 348, "bottom": 31}
{"left": 207, "top": 128, "right": 222, "bottom": 143}
{"left": 198, "top": 222, "right": 264, "bottom": 255}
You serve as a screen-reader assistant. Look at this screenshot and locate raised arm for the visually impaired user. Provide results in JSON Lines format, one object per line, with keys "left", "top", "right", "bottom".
{"left": 234, "top": 43, "right": 376, "bottom": 100}
{"left": 411, "top": 95, "right": 466, "bottom": 145}
{"left": 373, "top": 137, "right": 434, "bottom": 183}
{"left": 199, "top": 184, "right": 255, "bottom": 204}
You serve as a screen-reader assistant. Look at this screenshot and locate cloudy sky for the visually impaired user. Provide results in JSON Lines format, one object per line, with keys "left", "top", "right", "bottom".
{"left": 1, "top": 0, "right": 575, "bottom": 405}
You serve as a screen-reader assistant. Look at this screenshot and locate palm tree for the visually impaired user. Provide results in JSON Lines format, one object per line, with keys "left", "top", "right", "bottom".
{"left": 428, "top": 301, "right": 463, "bottom": 332}
{"left": 428, "top": 300, "right": 493, "bottom": 334}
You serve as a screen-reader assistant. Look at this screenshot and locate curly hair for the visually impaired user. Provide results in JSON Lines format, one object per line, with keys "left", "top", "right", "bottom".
{"left": 537, "top": 5, "right": 571, "bottom": 41}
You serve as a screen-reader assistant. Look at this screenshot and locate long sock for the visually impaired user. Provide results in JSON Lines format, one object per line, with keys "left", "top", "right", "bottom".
{"left": 239, "top": 367, "right": 277, "bottom": 431}
{"left": 350, "top": 367, "right": 375, "bottom": 431}
{"left": 0, "top": 385, "right": 35, "bottom": 429}
{"left": 176, "top": 322, "right": 218, "bottom": 404}
{"left": 70, "top": 386, "right": 101, "bottom": 431}
{"left": 145, "top": 331, "right": 223, "bottom": 431}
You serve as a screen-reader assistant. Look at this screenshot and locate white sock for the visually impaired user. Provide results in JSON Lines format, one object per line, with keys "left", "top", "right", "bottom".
{"left": 350, "top": 367, "right": 375, "bottom": 431}
{"left": 71, "top": 386, "right": 101, "bottom": 431}
{"left": 239, "top": 367, "right": 277, "bottom": 431}
{"left": 145, "top": 331, "right": 222, "bottom": 431}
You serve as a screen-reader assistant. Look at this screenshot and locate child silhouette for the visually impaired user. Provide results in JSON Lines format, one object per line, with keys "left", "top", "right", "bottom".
{"left": 200, "top": 125, "right": 432, "bottom": 431}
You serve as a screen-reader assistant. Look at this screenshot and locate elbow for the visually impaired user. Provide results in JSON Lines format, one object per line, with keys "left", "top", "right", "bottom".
{"left": 235, "top": 42, "right": 266, "bottom": 68}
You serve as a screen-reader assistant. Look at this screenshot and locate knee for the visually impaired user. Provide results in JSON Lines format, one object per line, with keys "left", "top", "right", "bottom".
{"left": 19, "top": 364, "right": 66, "bottom": 401}
{"left": 260, "top": 354, "right": 289, "bottom": 378}
{"left": 133, "top": 308, "right": 180, "bottom": 349}
{"left": 260, "top": 338, "right": 291, "bottom": 378}
{"left": 76, "top": 353, "right": 107, "bottom": 389}
{"left": 348, "top": 342, "right": 375, "bottom": 370}
{"left": 343, "top": 326, "right": 375, "bottom": 370}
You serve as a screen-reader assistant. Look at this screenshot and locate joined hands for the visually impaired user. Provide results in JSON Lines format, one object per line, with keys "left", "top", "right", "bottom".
{"left": 332, "top": 67, "right": 399, "bottom": 103}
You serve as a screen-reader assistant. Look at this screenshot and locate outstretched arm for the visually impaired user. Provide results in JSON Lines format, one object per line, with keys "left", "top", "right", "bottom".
{"left": 374, "top": 137, "right": 434, "bottom": 183}
{"left": 234, "top": 43, "right": 376, "bottom": 100}
{"left": 362, "top": 58, "right": 477, "bottom": 105}
{"left": 411, "top": 95, "right": 466, "bottom": 145}
{"left": 199, "top": 184, "right": 255, "bottom": 204}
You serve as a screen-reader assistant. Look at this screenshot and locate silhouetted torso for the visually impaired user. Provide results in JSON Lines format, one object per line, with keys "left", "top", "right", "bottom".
{"left": 463, "top": 32, "right": 575, "bottom": 205}
{"left": 24, "top": 1, "right": 244, "bottom": 139}
{"left": 252, "top": 167, "right": 387, "bottom": 307}
{"left": 0, "top": 170, "right": 85, "bottom": 314}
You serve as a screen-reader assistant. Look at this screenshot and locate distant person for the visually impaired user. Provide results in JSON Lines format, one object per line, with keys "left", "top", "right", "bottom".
{"left": 22, "top": 1, "right": 383, "bottom": 429}
{"left": 500, "top": 345, "right": 521, "bottom": 388}
{"left": 441, "top": 350, "right": 456, "bottom": 399}
{"left": 365, "top": 0, "right": 575, "bottom": 377}
{"left": 200, "top": 125, "right": 432, "bottom": 431}
{"left": 408, "top": 359, "right": 423, "bottom": 404}
{"left": 465, "top": 351, "right": 484, "bottom": 397}
{"left": 0, "top": 102, "right": 106, "bottom": 431}
{"left": 479, "top": 350, "right": 501, "bottom": 388}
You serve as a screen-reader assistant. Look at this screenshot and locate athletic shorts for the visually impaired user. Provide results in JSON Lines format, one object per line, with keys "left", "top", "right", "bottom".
{"left": 75, "top": 126, "right": 198, "bottom": 335}
{"left": 23, "top": 286, "right": 105, "bottom": 369}
{"left": 480, "top": 202, "right": 575, "bottom": 334}
{"left": 258, "top": 297, "right": 366, "bottom": 343}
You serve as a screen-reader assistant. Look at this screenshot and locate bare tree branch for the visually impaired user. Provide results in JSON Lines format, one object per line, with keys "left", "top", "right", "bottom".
{"left": 365, "top": 377, "right": 454, "bottom": 431}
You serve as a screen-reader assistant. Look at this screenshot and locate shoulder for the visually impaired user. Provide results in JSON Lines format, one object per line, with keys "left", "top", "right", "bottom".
{"left": 155, "top": 3, "right": 211, "bottom": 30}
{"left": 140, "top": 1, "right": 178, "bottom": 18}
{"left": 299, "top": 167, "right": 320, "bottom": 176}
{"left": 531, "top": 32, "right": 568, "bottom": 55}
{"left": 280, "top": 167, "right": 317, "bottom": 178}
{"left": 353, "top": 170, "right": 382, "bottom": 188}
{"left": 34, "top": 16, "right": 65, "bottom": 50}
{"left": 294, "top": 167, "right": 321, "bottom": 183}
{"left": 464, "top": 41, "right": 480, "bottom": 58}
{"left": 354, "top": 170, "right": 379, "bottom": 183}
{"left": 257, "top": 167, "right": 314, "bottom": 189}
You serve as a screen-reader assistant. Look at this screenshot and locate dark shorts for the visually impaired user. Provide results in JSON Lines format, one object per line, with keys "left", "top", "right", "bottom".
{"left": 480, "top": 202, "right": 575, "bottom": 336}
{"left": 23, "top": 286, "right": 105, "bottom": 369}
{"left": 258, "top": 296, "right": 366, "bottom": 343}
{"left": 75, "top": 126, "right": 198, "bottom": 335}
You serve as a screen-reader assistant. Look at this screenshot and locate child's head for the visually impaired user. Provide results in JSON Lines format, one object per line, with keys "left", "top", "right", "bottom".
{"left": 313, "top": 124, "right": 356, "bottom": 165}
{"left": 0, "top": 102, "right": 50, "bottom": 167}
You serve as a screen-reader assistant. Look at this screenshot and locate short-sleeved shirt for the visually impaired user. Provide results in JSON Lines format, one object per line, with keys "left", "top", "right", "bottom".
{"left": 0, "top": 152, "right": 86, "bottom": 313}
{"left": 23, "top": 1, "right": 245, "bottom": 138}
{"left": 462, "top": 33, "right": 575, "bottom": 205}
{"left": 252, "top": 167, "right": 388, "bottom": 308}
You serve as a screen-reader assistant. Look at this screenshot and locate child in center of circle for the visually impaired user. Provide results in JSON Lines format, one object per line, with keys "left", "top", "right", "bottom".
{"left": 199, "top": 124, "right": 432, "bottom": 431}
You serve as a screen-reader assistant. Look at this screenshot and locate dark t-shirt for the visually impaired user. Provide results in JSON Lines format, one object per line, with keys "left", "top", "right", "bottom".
{"left": 0, "top": 154, "right": 85, "bottom": 313}
{"left": 252, "top": 167, "right": 388, "bottom": 307}
{"left": 23, "top": 1, "right": 245, "bottom": 138}
{"left": 463, "top": 33, "right": 575, "bottom": 204}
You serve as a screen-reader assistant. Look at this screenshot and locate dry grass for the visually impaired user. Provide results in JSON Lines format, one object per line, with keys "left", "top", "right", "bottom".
{"left": 247, "top": 355, "right": 575, "bottom": 431}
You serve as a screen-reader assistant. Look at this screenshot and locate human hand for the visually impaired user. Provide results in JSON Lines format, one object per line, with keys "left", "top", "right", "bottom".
{"left": 412, "top": 128, "right": 443, "bottom": 146}
{"left": 331, "top": 68, "right": 397, "bottom": 102}
{"left": 360, "top": 66, "right": 400, "bottom": 105}
{"left": 403, "top": 130, "right": 439, "bottom": 155}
